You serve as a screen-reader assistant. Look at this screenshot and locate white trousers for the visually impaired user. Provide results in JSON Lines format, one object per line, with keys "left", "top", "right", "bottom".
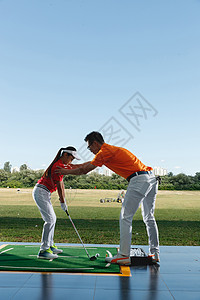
{"left": 32, "top": 186, "right": 56, "bottom": 251}
{"left": 119, "top": 173, "right": 159, "bottom": 256}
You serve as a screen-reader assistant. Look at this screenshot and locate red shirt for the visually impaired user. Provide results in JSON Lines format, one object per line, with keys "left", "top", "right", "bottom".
{"left": 37, "top": 159, "right": 72, "bottom": 193}
{"left": 91, "top": 143, "right": 153, "bottom": 179}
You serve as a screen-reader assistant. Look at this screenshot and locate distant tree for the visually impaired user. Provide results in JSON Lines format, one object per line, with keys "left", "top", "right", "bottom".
{"left": 192, "top": 172, "right": 200, "bottom": 190}
{"left": 0, "top": 160, "right": 200, "bottom": 190}
{"left": 171, "top": 173, "right": 194, "bottom": 190}
{"left": 3, "top": 161, "right": 12, "bottom": 173}
{"left": 194, "top": 172, "right": 200, "bottom": 182}
{"left": 5, "top": 180, "right": 23, "bottom": 188}
{"left": 20, "top": 164, "right": 28, "bottom": 172}
{"left": 168, "top": 172, "right": 173, "bottom": 177}
{"left": 158, "top": 175, "right": 175, "bottom": 190}
{"left": 0, "top": 169, "right": 9, "bottom": 186}
{"left": 17, "top": 169, "right": 41, "bottom": 187}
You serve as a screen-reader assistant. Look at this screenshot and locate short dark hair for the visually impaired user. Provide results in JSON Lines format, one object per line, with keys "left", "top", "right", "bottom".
{"left": 84, "top": 131, "right": 105, "bottom": 145}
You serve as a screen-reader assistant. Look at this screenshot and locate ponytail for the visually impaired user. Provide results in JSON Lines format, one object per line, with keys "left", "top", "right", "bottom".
{"left": 43, "top": 148, "right": 65, "bottom": 178}
{"left": 43, "top": 146, "right": 77, "bottom": 178}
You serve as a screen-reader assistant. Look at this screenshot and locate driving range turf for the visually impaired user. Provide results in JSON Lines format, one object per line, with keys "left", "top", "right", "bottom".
{"left": 0, "top": 189, "right": 200, "bottom": 246}
{"left": 0, "top": 244, "right": 120, "bottom": 273}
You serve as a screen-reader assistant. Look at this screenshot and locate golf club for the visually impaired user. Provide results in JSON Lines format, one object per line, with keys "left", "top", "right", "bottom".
{"left": 65, "top": 209, "right": 98, "bottom": 261}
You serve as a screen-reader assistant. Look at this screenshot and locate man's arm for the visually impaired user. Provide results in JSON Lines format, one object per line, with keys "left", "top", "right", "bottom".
{"left": 56, "top": 161, "right": 97, "bottom": 175}
{"left": 69, "top": 163, "right": 87, "bottom": 169}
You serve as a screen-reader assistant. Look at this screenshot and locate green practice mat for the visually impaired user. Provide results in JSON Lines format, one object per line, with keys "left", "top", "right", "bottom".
{"left": 0, "top": 245, "right": 120, "bottom": 273}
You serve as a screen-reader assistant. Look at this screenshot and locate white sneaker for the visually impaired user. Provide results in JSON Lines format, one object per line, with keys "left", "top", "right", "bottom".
{"left": 37, "top": 248, "right": 58, "bottom": 260}
{"left": 149, "top": 252, "right": 160, "bottom": 263}
{"left": 50, "top": 244, "right": 63, "bottom": 254}
{"left": 105, "top": 253, "right": 131, "bottom": 265}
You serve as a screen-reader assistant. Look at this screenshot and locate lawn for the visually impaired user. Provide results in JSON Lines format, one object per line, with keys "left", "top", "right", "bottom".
{"left": 0, "top": 188, "right": 199, "bottom": 246}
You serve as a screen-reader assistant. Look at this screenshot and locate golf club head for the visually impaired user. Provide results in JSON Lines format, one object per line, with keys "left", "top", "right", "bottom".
{"left": 90, "top": 256, "right": 97, "bottom": 261}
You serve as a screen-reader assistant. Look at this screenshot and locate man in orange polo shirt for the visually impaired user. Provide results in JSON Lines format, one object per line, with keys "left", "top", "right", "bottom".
{"left": 56, "top": 131, "right": 159, "bottom": 265}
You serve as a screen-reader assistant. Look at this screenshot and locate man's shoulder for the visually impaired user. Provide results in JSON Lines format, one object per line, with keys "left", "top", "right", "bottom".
{"left": 102, "top": 143, "right": 119, "bottom": 151}
{"left": 96, "top": 143, "right": 120, "bottom": 158}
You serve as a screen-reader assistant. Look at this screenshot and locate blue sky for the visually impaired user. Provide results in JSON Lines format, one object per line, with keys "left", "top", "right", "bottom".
{"left": 0, "top": 0, "right": 199, "bottom": 175}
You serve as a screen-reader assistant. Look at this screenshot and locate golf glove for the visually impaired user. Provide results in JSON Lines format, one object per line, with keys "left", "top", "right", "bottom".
{"left": 60, "top": 199, "right": 68, "bottom": 212}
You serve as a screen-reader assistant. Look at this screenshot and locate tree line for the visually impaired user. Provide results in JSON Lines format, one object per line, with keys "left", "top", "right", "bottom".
{"left": 0, "top": 162, "right": 200, "bottom": 190}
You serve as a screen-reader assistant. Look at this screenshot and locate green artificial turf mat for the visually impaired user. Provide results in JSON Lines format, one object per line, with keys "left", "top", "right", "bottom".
{"left": 0, "top": 245, "right": 120, "bottom": 273}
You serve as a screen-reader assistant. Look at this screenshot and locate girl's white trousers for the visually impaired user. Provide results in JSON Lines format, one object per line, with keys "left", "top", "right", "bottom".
{"left": 32, "top": 186, "right": 56, "bottom": 251}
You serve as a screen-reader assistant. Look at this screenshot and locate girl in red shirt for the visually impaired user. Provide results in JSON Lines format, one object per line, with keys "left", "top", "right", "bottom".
{"left": 32, "top": 146, "right": 80, "bottom": 260}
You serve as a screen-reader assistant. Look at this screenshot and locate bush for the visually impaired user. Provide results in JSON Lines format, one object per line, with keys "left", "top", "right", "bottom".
{"left": 0, "top": 162, "right": 200, "bottom": 190}
{"left": 4, "top": 180, "right": 23, "bottom": 188}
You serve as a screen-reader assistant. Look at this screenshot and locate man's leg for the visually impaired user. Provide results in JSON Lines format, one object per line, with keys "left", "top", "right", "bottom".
{"left": 141, "top": 179, "right": 159, "bottom": 255}
{"left": 119, "top": 180, "right": 144, "bottom": 257}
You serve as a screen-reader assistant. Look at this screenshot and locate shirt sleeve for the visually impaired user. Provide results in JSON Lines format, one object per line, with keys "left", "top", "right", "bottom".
{"left": 51, "top": 169, "right": 63, "bottom": 183}
{"left": 51, "top": 162, "right": 72, "bottom": 182}
{"left": 91, "top": 146, "right": 113, "bottom": 167}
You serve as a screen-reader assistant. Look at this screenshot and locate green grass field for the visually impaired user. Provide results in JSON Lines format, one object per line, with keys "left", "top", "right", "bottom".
{"left": 0, "top": 188, "right": 200, "bottom": 246}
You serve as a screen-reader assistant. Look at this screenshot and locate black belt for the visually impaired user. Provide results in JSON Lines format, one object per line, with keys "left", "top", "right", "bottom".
{"left": 36, "top": 183, "right": 50, "bottom": 193}
{"left": 127, "top": 171, "right": 152, "bottom": 182}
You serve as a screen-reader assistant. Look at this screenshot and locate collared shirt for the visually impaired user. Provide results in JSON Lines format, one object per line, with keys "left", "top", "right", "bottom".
{"left": 37, "top": 159, "right": 72, "bottom": 193}
{"left": 90, "top": 143, "right": 152, "bottom": 179}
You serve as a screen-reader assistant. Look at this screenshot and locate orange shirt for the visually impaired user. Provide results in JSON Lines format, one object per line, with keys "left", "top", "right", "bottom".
{"left": 91, "top": 143, "right": 153, "bottom": 179}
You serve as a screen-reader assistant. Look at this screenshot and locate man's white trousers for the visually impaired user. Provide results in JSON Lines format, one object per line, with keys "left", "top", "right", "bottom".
{"left": 119, "top": 174, "right": 159, "bottom": 256}
{"left": 32, "top": 186, "right": 56, "bottom": 251}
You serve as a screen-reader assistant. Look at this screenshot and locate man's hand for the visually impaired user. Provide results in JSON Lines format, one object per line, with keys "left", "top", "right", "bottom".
{"left": 55, "top": 166, "right": 71, "bottom": 175}
{"left": 56, "top": 162, "right": 96, "bottom": 176}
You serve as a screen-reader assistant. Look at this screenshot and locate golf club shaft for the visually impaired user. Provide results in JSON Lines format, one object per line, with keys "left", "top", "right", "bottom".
{"left": 65, "top": 210, "right": 91, "bottom": 259}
